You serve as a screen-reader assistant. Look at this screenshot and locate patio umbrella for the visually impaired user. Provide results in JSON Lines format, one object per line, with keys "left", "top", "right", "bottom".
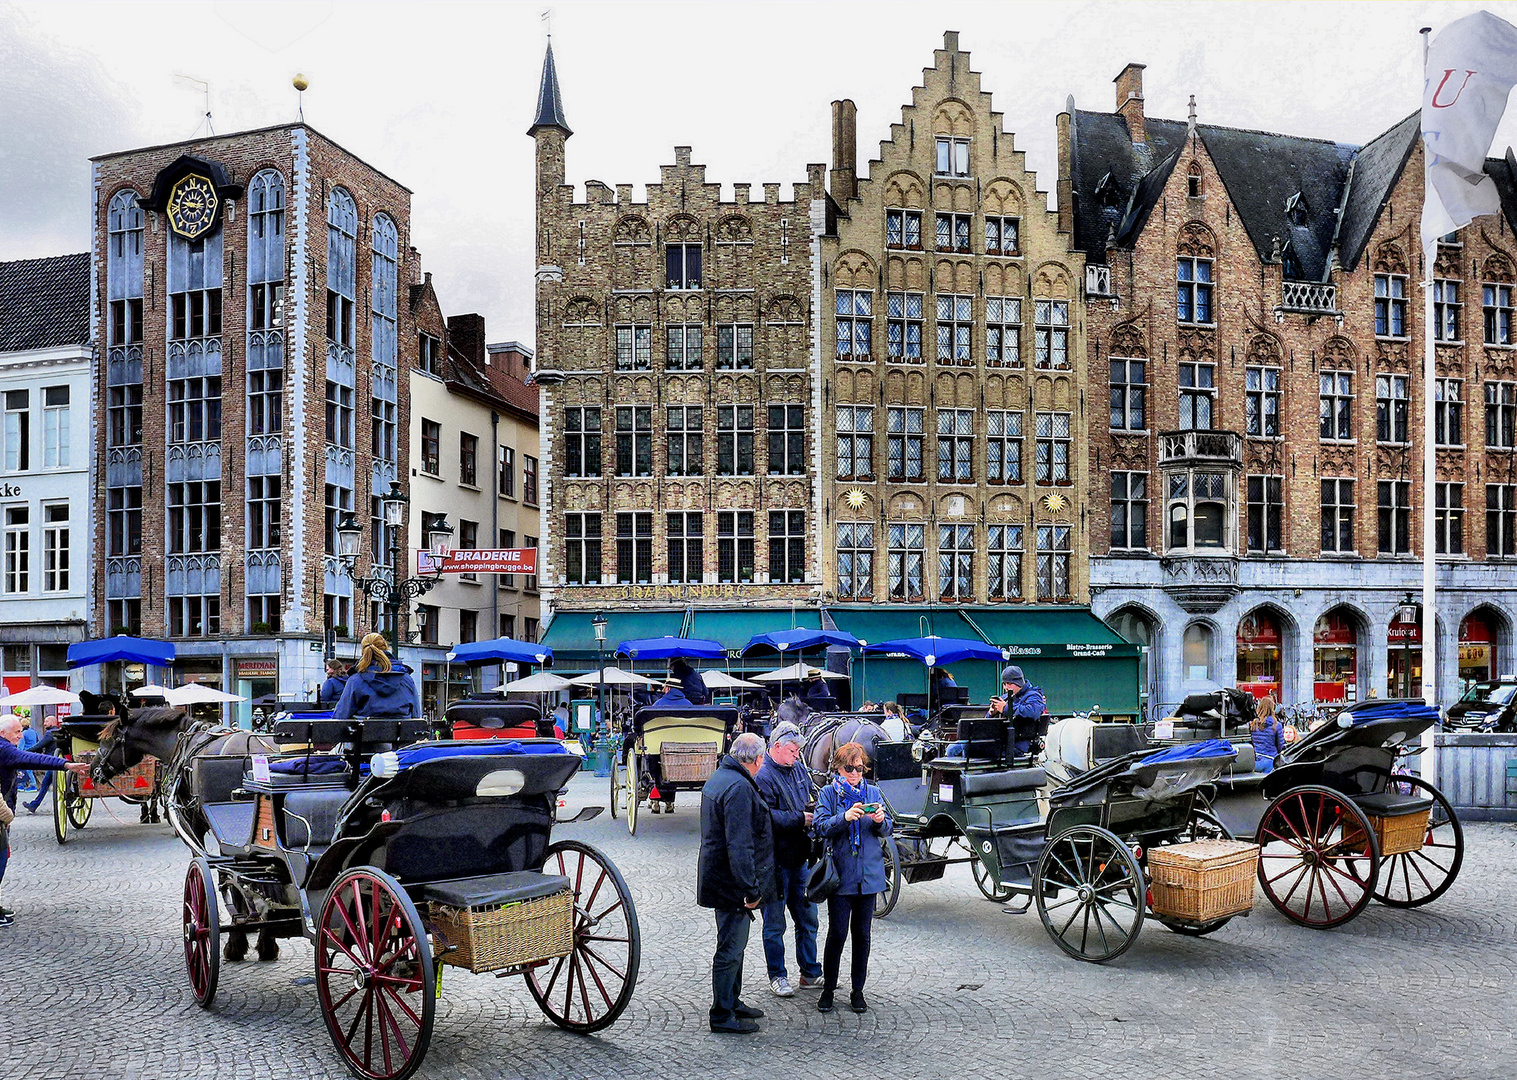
{"left": 448, "top": 638, "right": 553, "bottom": 666}
{"left": 503, "top": 672, "right": 573, "bottom": 693}
{"left": 67, "top": 636, "right": 176, "bottom": 668}
{"left": 130, "top": 684, "right": 175, "bottom": 698}
{"left": 0, "top": 686, "right": 81, "bottom": 709}
{"left": 165, "top": 685, "right": 246, "bottom": 706}
{"left": 742, "top": 628, "right": 861, "bottom": 654}
{"left": 700, "top": 671, "right": 764, "bottom": 690}
{"left": 614, "top": 636, "right": 725, "bottom": 661}
{"left": 751, "top": 662, "right": 850, "bottom": 682}
{"left": 567, "top": 668, "right": 658, "bottom": 688}
{"left": 860, "top": 636, "right": 1004, "bottom": 666}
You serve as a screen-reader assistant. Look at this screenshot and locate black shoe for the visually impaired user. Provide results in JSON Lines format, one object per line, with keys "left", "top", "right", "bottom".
{"left": 0, "top": 913, "right": 13, "bottom": 927}
{"left": 850, "top": 991, "right": 868, "bottom": 1013}
{"left": 710, "top": 1018, "right": 760, "bottom": 1034}
{"left": 0, "top": 907, "right": 12, "bottom": 918}
{"left": 733, "top": 1003, "right": 765, "bottom": 1020}
{"left": 24, "top": 801, "right": 39, "bottom": 814}
{"left": 817, "top": 990, "right": 835, "bottom": 1013}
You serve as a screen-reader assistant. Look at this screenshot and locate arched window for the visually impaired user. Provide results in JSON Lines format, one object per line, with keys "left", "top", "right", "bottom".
{"left": 326, "top": 188, "right": 358, "bottom": 349}
{"left": 106, "top": 189, "right": 145, "bottom": 345}
{"left": 370, "top": 213, "right": 399, "bottom": 467}
{"left": 247, "top": 170, "right": 285, "bottom": 326}
{"left": 1183, "top": 623, "right": 1213, "bottom": 681}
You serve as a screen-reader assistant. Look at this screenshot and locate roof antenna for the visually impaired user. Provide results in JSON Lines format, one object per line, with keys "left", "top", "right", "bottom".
{"left": 293, "top": 73, "right": 309, "bottom": 123}
{"left": 174, "top": 74, "right": 213, "bottom": 137}
{"left": 541, "top": 6, "right": 552, "bottom": 40}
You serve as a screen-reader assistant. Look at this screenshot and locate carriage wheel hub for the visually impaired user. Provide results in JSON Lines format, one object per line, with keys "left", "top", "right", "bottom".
{"left": 1076, "top": 884, "right": 1095, "bottom": 903}
{"left": 353, "top": 967, "right": 374, "bottom": 991}
{"left": 184, "top": 920, "right": 197, "bottom": 942}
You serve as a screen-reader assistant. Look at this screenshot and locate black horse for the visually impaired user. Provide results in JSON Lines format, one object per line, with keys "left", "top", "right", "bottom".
{"left": 92, "top": 706, "right": 280, "bottom": 962}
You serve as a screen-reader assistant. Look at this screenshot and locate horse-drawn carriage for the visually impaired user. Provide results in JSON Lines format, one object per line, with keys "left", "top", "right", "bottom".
{"left": 161, "top": 718, "right": 638, "bottom": 1080}
{"left": 610, "top": 705, "right": 738, "bottom": 834}
{"left": 47, "top": 715, "right": 160, "bottom": 844}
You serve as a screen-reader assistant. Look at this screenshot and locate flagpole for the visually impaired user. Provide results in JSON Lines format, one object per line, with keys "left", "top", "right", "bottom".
{"left": 1419, "top": 25, "right": 1439, "bottom": 789}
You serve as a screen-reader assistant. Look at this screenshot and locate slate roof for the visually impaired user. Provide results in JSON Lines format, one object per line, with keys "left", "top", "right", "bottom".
{"left": 0, "top": 254, "right": 91, "bottom": 353}
{"left": 1334, "top": 114, "right": 1420, "bottom": 272}
{"left": 443, "top": 346, "right": 540, "bottom": 422}
{"left": 528, "top": 42, "right": 571, "bottom": 137}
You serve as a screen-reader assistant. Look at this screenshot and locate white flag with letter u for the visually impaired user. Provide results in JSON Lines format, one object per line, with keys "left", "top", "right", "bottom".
{"left": 1422, "top": 10, "right": 1517, "bottom": 248}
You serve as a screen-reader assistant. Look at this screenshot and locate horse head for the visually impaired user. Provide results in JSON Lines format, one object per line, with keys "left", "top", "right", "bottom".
{"left": 776, "top": 696, "right": 814, "bottom": 731}
{"left": 92, "top": 705, "right": 188, "bottom": 783}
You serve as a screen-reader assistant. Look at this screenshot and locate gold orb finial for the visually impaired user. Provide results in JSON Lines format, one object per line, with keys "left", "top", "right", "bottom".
{"left": 293, "top": 74, "right": 309, "bottom": 92}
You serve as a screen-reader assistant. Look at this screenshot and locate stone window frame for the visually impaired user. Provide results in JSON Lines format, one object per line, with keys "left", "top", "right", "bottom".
{"left": 887, "top": 521, "right": 926, "bottom": 601}
{"left": 1320, "top": 477, "right": 1355, "bottom": 554}
{"left": 1483, "top": 282, "right": 1515, "bottom": 346}
{"left": 1176, "top": 256, "right": 1214, "bottom": 326}
{"left": 984, "top": 215, "right": 1020, "bottom": 257}
{"left": 769, "top": 509, "right": 807, "bottom": 584}
{"left": 667, "top": 511, "right": 704, "bottom": 584}
{"left": 615, "top": 511, "right": 654, "bottom": 585}
{"left": 1245, "top": 474, "right": 1284, "bottom": 554}
{"left": 1375, "top": 373, "right": 1410, "bottom": 446}
{"left": 1110, "top": 472, "right": 1149, "bottom": 551}
{"left": 935, "top": 212, "right": 972, "bottom": 254}
{"left": 717, "top": 510, "right": 756, "bottom": 584}
{"left": 1435, "top": 378, "right": 1464, "bottom": 448}
{"left": 937, "top": 522, "right": 974, "bottom": 602}
{"left": 835, "top": 404, "right": 874, "bottom": 481}
{"left": 986, "top": 296, "right": 1022, "bottom": 368}
{"left": 1036, "top": 525, "right": 1072, "bottom": 601}
{"left": 1377, "top": 479, "right": 1412, "bottom": 556}
{"left": 562, "top": 407, "right": 601, "bottom": 479}
{"left": 1178, "top": 361, "right": 1216, "bottom": 430}
{"left": 887, "top": 406, "right": 925, "bottom": 482}
{"left": 986, "top": 410, "right": 1023, "bottom": 485}
{"left": 1433, "top": 278, "right": 1462, "bottom": 343}
{"left": 564, "top": 512, "right": 603, "bottom": 585}
{"left": 1245, "top": 366, "right": 1281, "bottom": 439}
{"left": 934, "top": 136, "right": 971, "bottom": 178}
{"left": 987, "top": 523, "right": 1024, "bottom": 600}
{"left": 936, "top": 294, "right": 974, "bottom": 365}
{"left": 886, "top": 291, "right": 925, "bottom": 363}
{"left": 1110, "top": 357, "right": 1146, "bottom": 431}
{"left": 666, "top": 405, "right": 704, "bottom": 477}
{"left": 836, "top": 289, "right": 873, "bottom": 361}
{"left": 1033, "top": 299, "right": 1070, "bottom": 370}
{"left": 1487, "top": 381, "right": 1517, "bottom": 450}
{"left": 614, "top": 406, "right": 653, "bottom": 477}
{"left": 1319, "top": 369, "right": 1354, "bottom": 442}
{"left": 1435, "top": 481, "right": 1465, "bottom": 556}
{"left": 715, "top": 405, "right": 756, "bottom": 477}
{"left": 1034, "top": 411, "right": 1072, "bottom": 486}
{"left": 836, "top": 521, "right": 875, "bottom": 600}
{"left": 1486, "top": 484, "right": 1517, "bottom": 558}
{"left": 885, "top": 208, "right": 923, "bottom": 251}
{"left": 1374, "top": 273, "right": 1409, "bottom": 339}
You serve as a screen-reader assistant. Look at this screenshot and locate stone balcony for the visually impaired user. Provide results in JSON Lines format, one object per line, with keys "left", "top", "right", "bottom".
{"left": 1278, "top": 280, "right": 1340, "bottom": 317}
{"left": 1159, "top": 554, "right": 1240, "bottom": 613}
{"left": 1158, "top": 429, "right": 1243, "bottom": 467}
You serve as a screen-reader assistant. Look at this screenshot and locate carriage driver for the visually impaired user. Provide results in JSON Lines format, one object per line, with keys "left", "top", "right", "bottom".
{"left": 987, "top": 665, "right": 1047, "bottom": 758}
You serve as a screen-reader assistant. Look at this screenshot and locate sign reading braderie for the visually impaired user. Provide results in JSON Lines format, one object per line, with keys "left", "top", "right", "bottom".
{"left": 417, "top": 549, "right": 537, "bottom": 575}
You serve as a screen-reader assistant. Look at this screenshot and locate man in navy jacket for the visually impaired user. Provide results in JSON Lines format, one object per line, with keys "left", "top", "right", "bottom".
{"left": 754, "top": 721, "right": 822, "bottom": 997}
{"left": 2, "top": 714, "right": 89, "bottom": 925}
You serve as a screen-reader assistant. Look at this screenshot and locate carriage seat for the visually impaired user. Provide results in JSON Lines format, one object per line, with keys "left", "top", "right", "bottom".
{"left": 961, "top": 767, "right": 1047, "bottom": 799}
{"left": 1352, "top": 791, "right": 1434, "bottom": 818}
{"left": 281, "top": 788, "right": 353, "bottom": 850}
{"left": 192, "top": 754, "right": 251, "bottom": 805}
{"left": 1231, "top": 743, "right": 1256, "bottom": 774}
{"left": 420, "top": 870, "right": 571, "bottom": 909}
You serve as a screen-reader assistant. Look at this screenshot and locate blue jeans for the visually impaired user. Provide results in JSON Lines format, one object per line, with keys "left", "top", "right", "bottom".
{"left": 26, "top": 771, "right": 52, "bottom": 809}
{"left": 761, "top": 862, "right": 821, "bottom": 981}
{"left": 710, "top": 908, "right": 752, "bottom": 1026}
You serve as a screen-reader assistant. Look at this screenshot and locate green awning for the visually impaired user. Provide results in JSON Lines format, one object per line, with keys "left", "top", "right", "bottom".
{"left": 827, "top": 607, "right": 983, "bottom": 645}
{"left": 685, "top": 609, "right": 822, "bottom": 653}
{"left": 540, "top": 611, "right": 685, "bottom": 658}
{"left": 965, "top": 607, "right": 1140, "bottom": 659}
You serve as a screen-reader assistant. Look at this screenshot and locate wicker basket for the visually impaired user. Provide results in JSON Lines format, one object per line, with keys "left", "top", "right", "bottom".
{"left": 1362, "top": 807, "right": 1431, "bottom": 857}
{"left": 79, "top": 756, "right": 156, "bottom": 799}
{"left": 1148, "top": 839, "right": 1260, "bottom": 922}
{"left": 431, "top": 889, "right": 574, "bottom": 973}
{"left": 660, "top": 741, "right": 720, "bottom": 783}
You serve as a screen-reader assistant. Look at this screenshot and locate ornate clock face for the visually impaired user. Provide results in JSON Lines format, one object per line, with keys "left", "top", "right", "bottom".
{"left": 166, "top": 174, "right": 219, "bottom": 240}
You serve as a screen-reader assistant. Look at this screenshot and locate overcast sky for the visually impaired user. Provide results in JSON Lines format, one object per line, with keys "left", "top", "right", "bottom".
{"left": 4, "top": 0, "right": 1517, "bottom": 349}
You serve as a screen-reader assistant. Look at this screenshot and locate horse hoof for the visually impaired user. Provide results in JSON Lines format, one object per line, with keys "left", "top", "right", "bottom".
{"left": 224, "top": 933, "right": 248, "bottom": 963}
{"left": 256, "top": 939, "right": 280, "bottom": 962}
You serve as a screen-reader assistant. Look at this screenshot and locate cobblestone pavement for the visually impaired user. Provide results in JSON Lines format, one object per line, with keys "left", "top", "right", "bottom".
{"left": 2, "top": 774, "right": 1514, "bottom": 1080}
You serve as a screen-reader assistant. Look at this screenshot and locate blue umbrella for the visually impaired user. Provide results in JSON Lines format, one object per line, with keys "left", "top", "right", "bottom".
{"left": 615, "top": 636, "right": 725, "bottom": 661}
{"left": 447, "top": 638, "right": 553, "bottom": 666}
{"left": 861, "top": 636, "right": 1004, "bottom": 666}
{"left": 67, "top": 636, "right": 176, "bottom": 669}
{"left": 742, "top": 628, "right": 861, "bottom": 654}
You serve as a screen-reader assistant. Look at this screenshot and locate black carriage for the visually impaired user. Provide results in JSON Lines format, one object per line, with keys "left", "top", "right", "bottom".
{"left": 610, "top": 705, "right": 737, "bottom": 835}
{"left": 180, "top": 719, "right": 640, "bottom": 1080}
{"left": 49, "top": 716, "right": 160, "bottom": 844}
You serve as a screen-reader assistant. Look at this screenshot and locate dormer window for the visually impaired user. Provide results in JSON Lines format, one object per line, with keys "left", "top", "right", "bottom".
{"left": 1187, "top": 166, "right": 1202, "bottom": 198}
{"left": 1285, "top": 192, "right": 1309, "bottom": 226}
{"left": 1095, "top": 171, "right": 1122, "bottom": 205}
{"left": 935, "top": 137, "right": 970, "bottom": 178}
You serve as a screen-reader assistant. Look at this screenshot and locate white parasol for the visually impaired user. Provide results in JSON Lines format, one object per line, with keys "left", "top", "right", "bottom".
{"left": 567, "top": 668, "right": 658, "bottom": 688}
{"left": 699, "top": 671, "right": 765, "bottom": 690}
{"left": 130, "top": 684, "right": 176, "bottom": 698}
{"left": 751, "top": 662, "right": 849, "bottom": 683}
{"left": 164, "top": 685, "right": 246, "bottom": 706}
{"left": 503, "top": 672, "right": 573, "bottom": 693}
{"left": 0, "top": 685, "right": 81, "bottom": 709}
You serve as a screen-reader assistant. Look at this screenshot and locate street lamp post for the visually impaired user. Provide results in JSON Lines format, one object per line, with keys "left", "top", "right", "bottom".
{"left": 592, "top": 612, "right": 608, "bottom": 740}
{"left": 335, "top": 480, "right": 453, "bottom": 649}
{"left": 1396, "top": 591, "right": 1419, "bottom": 699}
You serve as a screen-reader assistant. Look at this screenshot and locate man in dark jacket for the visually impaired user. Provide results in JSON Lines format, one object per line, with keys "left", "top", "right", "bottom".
{"left": 754, "top": 722, "right": 822, "bottom": 997}
{"left": 987, "top": 665, "right": 1047, "bottom": 757}
{"left": 697, "top": 732, "right": 775, "bottom": 1034}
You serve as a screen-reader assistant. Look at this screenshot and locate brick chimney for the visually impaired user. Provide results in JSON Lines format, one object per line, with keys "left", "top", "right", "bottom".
{"left": 831, "top": 99, "right": 857, "bottom": 205}
{"left": 1114, "top": 63, "right": 1146, "bottom": 144}
{"left": 447, "top": 313, "right": 487, "bottom": 368}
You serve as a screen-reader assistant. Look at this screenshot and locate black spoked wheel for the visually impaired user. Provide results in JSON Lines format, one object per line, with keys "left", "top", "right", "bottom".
{"left": 183, "top": 857, "right": 221, "bottom": 1007}
{"left": 608, "top": 746, "right": 623, "bottom": 819}
{"left": 316, "top": 867, "right": 435, "bottom": 1080}
{"left": 874, "top": 839, "right": 903, "bottom": 918}
{"left": 527, "top": 840, "right": 641, "bottom": 1033}
{"left": 1155, "top": 806, "right": 1238, "bottom": 937}
{"left": 1035, "top": 825, "right": 1146, "bottom": 963}
{"left": 626, "top": 750, "right": 641, "bottom": 836}
{"left": 1255, "top": 784, "right": 1380, "bottom": 929}
{"left": 1371, "top": 775, "right": 1463, "bottom": 908}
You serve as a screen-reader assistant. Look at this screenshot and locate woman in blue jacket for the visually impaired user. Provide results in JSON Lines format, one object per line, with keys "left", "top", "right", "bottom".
{"left": 812, "top": 740, "right": 893, "bottom": 1015}
{"left": 1250, "top": 694, "right": 1286, "bottom": 773}
{"left": 333, "top": 633, "right": 422, "bottom": 720}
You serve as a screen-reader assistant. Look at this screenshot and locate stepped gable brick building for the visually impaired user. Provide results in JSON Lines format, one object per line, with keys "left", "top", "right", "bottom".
{"left": 819, "top": 31, "right": 1089, "bottom": 611}
{"left": 1065, "top": 63, "right": 1517, "bottom": 711}
{"left": 530, "top": 41, "right": 829, "bottom": 661}
{"left": 89, "top": 125, "right": 419, "bottom": 710}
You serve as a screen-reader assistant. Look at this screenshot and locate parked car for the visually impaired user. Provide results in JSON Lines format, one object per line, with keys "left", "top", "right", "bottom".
{"left": 1444, "top": 679, "right": 1517, "bottom": 732}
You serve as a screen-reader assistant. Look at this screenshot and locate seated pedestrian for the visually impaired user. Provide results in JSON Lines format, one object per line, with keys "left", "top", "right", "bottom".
{"left": 697, "top": 732, "right": 775, "bottom": 1034}
{"left": 755, "top": 721, "right": 822, "bottom": 997}
{"left": 813, "top": 740, "right": 892, "bottom": 1014}
{"left": 1, "top": 714, "right": 91, "bottom": 925}
{"left": 1250, "top": 694, "right": 1286, "bottom": 772}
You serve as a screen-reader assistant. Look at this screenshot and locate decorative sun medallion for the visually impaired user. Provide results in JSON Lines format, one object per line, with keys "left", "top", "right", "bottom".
{"left": 1042, "top": 492, "right": 1069, "bottom": 514}
{"left": 844, "top": 488, "right": 870, "bottom": 511}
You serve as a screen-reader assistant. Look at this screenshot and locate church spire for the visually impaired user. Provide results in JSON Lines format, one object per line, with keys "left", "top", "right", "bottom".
{"left": 528, "top": 40, "right": 572, "bottom": 138}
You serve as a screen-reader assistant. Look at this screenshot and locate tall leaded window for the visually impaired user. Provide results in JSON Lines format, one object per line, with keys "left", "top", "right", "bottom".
{"left": 1034, "top": 300, "right": 1069, "bottom": 369}
{"left": 1486, "top": 382, "right": 1517, "bottom": 449}
{"left": 325, "top": 381, "right": 353, "bottom": 448}
{"left": 1321, "top": 478, "right": 1354, "bottom": 553}
{"left": 988, "top": 524, "right": 1023, "bottom": 600}
{"left": 564, "top": 407, "right": 601, "bottom": 477}
{"left": 1488, "top": 484, "right": 1517, "bottom": 557}
{"left": 886, "top": 292, "right": 924, "bottom": 362}
{"left": 615, "top": 406, "right": 653, "bottom": 476}
{"left": 935, "top": 212, "right": 971, "bottom": 253}
{"left": 937, "top": 409, "right": 973, "bottom": 482}
{"left": 667, "top": 406, "right": 703, "bottom": 476}
{"left": 985, "top": 216, "right": 1019, "bottom": 256}
{"left": 938, "top": 524, "right": 973, "bottom": 601}
{"left": 616, "top": 512, "right": 653, "bottom": 584}
{"left": 885, "top": 208, "right": 922, "bottom": 249}
{"left": 1436, "top": 379, "right": 1464, "bottom": 446}
{"left": 1111, "top": 473, "right": 1148, "bottom": 549}
{"left": 767, "top": 405, "right": 805, "bottom": 476}
{"left": 1177, "top": 258, "right": 1213, "bottom": 324}
{"left": 717, "top": 511, "right": 755, "bottom": 583}
{"left": 1034, "top": 412, "right": 1071, "bottom": 485}
{"left": 1110, "top": 358, "right": 1146, "bottom": 430}
{"left": 836, "top": 522, "right": 874, "bottom": 600}
{"left": 248, "top": 370, "right": 282, "bottom": 436}
{"left": 668, "top": 512, "right": 703, "bottom": 584}
{"left": 1036, "top": 525, "right": 1071, "bottom": 600}
{"left": 1433, "top": 279, "right": 1461, "bottom": 342}
{"left": 168, "top": 234, "right": 222, "bottom": 341}
{"left": 1245, "top": 367, "right": 1281, "bottom": 437}
{"left": 1374, "top": 274, "right": 1407, "bottom": 337}
{"left": 1319, "top": 371, "right": 1352, "bottom": 440}
{"left": 888, "top": 407, "right": 924, "bottom": 481}
{"left": 1484, "top": 283, "right": 1514, "bottom": 345}
{"left": 370, "top": 213, "right": 399, "bottom": 426}
{"left": 168, "top": 481, "right": 221, "bottom": 554}
{"left": 1378, "top": 480, "right": 1411, "bottom": 555}
{"left": 836, "top": 290, "right": 872, "bottom": 360}
{"left": 835, "top": 405, "right": 873, "bottom": 481}
{"left": 248, "top": 170, "right": 285, "bottom": 332}
{"left": 1168, "top": 472, "right": 1229, "bottom": 550}
{"left": 247, "top": 475, "right": 281, "bottom": 549}
{"left": 716, "top": 406, "right": 755, "bottom": 476}
{"left": 326, "top": 188, "right": 357, "bottom": 348}
{"left": 887, "top": 522, "right": 925, "bottom": 600}
{"left": 168, "top": 377, "right": 222, "bottom": 443}
{"left": 565, "top": 513, "right": 602, "bottom": 584}
{"left": 986, "top": 297, "right": 1021, "bottom": 368}
{"left": 1436, "top": 482, "right": 1464, "bottom": 555}
{"left": 769, "top": 510, "right": 806, "bottom": 583}
{"left": 1246, "top": 475, "right": 1283, "bottom": 553}
{"left": 936, "top": 295, "right": 972, "bottom": 364}
{"left": 1376, "top": 374, "right": 1409, "bottom": 444}
{"left": 716, "top": 324, "right": 755, "bottom": 370}
{"left": 615, "top": 325, "right": 653, "bottom": 370}
{"left": 108, "top": 385, "right": 143, "bottom": 448}
{"left": 666, "top": 324, "right": 703, "bottom": 370}
{"left": 987, "top": 411, "right": 1022, "bottom": 484}
{"left": 371, "top": 397, "right": 396, "bottom": 461}
{"left": 108, "top": 487, "right": 142, "bottom": 556}
{"left": 1179, "top": 362, "right": 1215, "bottom": 430}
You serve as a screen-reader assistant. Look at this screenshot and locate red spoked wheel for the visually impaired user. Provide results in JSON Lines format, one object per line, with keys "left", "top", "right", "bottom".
{"left": 316, "top": 868, "right": 435, "bottom": 1080}
{"left": 183, "top": 857, "right": 220, "bottom": 1007}
{"left": 526, "top": 839, "right": 641, "bottom": 1033}
{"left": 1255, "top": 785, "right": 1380, "bottom": 929}
{"left": 1370, "top": 775, "right": 1464, "bottom": 908}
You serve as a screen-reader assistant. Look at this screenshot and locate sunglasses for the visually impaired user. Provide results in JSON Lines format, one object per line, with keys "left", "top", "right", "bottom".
{"left": 839, "top": 764, "right": 864, "bottom": 774}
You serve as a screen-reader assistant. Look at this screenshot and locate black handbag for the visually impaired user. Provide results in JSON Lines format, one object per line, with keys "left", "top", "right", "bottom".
{"left": 805, "top": 846, "right": 841, "bottom": 903}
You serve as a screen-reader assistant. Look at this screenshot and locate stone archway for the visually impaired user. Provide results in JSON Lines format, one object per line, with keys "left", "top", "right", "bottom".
{"left": 1107, "top": 604, "right": 1160, "bottom": 717}
{"left": 1235, "top": 604, "right": 1300, "bottom": 702}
